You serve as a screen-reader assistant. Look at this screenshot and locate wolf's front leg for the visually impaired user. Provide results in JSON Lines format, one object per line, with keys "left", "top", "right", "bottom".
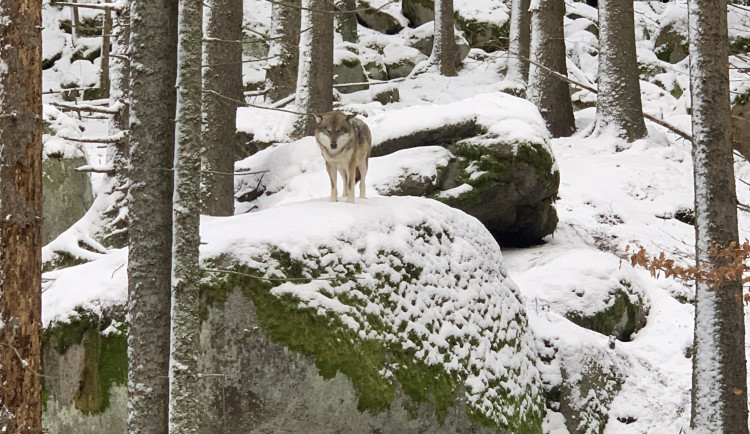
{"left": 344, "top": 163, "right": 356, "bottom": 203}
{"left": 326, "top": 162, "right": 338, "bottom": 202}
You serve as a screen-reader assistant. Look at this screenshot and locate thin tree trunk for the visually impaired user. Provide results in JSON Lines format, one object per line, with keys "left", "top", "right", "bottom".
{"left": 0, "top": 0, "right": 43, "bottom": 431}
{"left": 593, "top": 0, "right": 647, "bottom": 141}
{"left": 527, "top": 0, "right": 575, "bottom": 138}
{"left": 266, "top": 0, "right": 301, "bottom": 103}
{"left": 506, "top": 0, "right": 531, "bottom": 84}
{"left": 688, "top": 0, "right": 749, "bottom": 431}
{"left": 434, "top": 0, "right": 457, "bottom": 76}
{"left": 127, "top": 0, "right": 178, "bottom": 431}
{"left": 293, "top": 0, "right": 334, "bottom": 138}
{"left": 202, "top": 0, "right": 242, "bottom": 216}
{"left": 71, "top": 0, "right": 80, "bottom": 46}
{"left": 169, "top": 0, "right": 203, "bottom": 429}
{"left": 100, "top": 9, "right": 112, "bottom": 99}
{"left": 99, "top": 3, "right": 131, "bottom": 249}
{"left": 336, "top": 0, "right": 358, "bottom": 43}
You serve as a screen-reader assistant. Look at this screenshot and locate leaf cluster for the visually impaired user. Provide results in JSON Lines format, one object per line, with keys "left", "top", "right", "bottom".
{"left": 625, "top": 240, "right": 750, "bottom": 293}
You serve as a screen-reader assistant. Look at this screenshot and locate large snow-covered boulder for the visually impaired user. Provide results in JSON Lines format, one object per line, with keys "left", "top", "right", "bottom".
{"left": 41, "top": 197, "right": 546, "bottom": 433}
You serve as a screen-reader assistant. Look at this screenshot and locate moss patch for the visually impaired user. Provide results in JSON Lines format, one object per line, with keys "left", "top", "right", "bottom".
{"left": 201, "top": 234, "right": 544, "bottom": 431}
{"left": 44, "top": 310, "right": 127, "bottom": 415}
{"left": 565, "top": 281, "right": 647, "bottom": 341}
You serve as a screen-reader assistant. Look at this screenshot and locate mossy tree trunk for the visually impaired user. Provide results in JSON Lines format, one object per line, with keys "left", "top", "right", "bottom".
{"left": 293, "top": 0, "right": 334, "bottom": 138}
{"left": 201, "top": 0, "right": 242, "bottom": 216}
{"left": 0, "top": 0, "right": 43, "bottom": 431}
{"left": 688, "top": 0, "right": 749, "bottom": 431}
{"left": 127, "top": 0, "right": 178, "bottom": 431}
{"left": 593, "top": 0, "right": 647, "bottom": 141}
{"left": 433, "top": 0, "right": 457, "bottom": 76}
{"left": 266, "top": 0, "right": 301, "bottom": 103}
{"left": 527, "top": 0, "right": 575, "bottom": 138}
{"left": 169, "top": 0, "right": 203, "bottom": 430}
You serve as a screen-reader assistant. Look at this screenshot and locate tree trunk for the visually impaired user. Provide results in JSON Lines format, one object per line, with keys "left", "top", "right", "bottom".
{"left": 100, "top": 9, "right": 112, "bottom": 99}
{"left": 169, "top": 0, "right": 203, "bottom": 429}
{"left": 593, "top": 0, "right": 647, "bottom": 141}
{"left": 336, "top": 0, "right": 358, "bottom": 43}
{"left": 0, "top": 0, "right": 43, "bottom": 432}
{"left": 433, "top": 0, "right": 457, "bottom": 76}
{"left": 98, "top": 3, "right": 131, "bottom": 249}
{"left": 127, "top": 0, "right": 178, "bottom": 432}
{"left": 293, "top": 0, "right": 334, "bottom": 138}
{"left": 266, "top": 0, "right": 301, "bottom": 103}
{"left": 527, "top": 0, "right": 575, "bottom": 138}
{"left": 688, "top": 0, "right": 749, "bottom": 431}
{"left": 506, "top": 0, "right": 531, "bottom": 84}
{"left": 202, "top": 0, "right": 242, "bottom": 216}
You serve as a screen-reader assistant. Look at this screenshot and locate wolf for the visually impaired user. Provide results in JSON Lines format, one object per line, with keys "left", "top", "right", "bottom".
{"left": 314, "top": 111, "right": 372, "bottom": 203}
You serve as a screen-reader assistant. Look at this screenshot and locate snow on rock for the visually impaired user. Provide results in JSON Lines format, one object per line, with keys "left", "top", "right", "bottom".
{"left": 200, "top": 196, "right": 545, "bottom": 430}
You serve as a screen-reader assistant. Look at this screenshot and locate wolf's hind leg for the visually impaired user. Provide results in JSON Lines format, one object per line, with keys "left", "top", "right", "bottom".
{"left": 357, "top": 159, "right": 368, "bottom": 199}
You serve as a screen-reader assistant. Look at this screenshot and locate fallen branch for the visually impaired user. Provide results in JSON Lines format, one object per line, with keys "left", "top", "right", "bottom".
{"left": 61, "top": 131, "right": 127, "bottom": 144}
{"left": 51, "top": 101, "right": 121, "bottom": 115}
{"left": 55, "top": 2, "right": 125, "bottom": 11}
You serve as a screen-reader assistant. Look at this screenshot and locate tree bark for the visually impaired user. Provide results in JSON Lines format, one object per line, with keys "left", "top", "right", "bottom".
{"left": 336, "top": 0, "right": 358, "bottom": 43}
{"left": 0, "top": 0, "right": 43, "bottom": 431}
{"left": 593, "top": 0, "right": 647, "bottom": 141}
{"left": 127, "top": 0, "right": 178, "bottom": 432}
{"left": 434, "top": 0, "right": 457, "bottom": 76}
{"left": 98, "top": 4, "right": 131, "bottom": 249}
{"left": 527, "top": 0, "right": 575, "bottom": 138}
{"left": 688, "top": 0, "right": 749, "bottom": 431}
{"left": 266, "top": 0, "right": 301, "bottom": 103}
{"left": 202, "top": 0, "right": 242, "bottom": 216}
{"left": 506, "top": 0, "right": 531, "bottom": 84}
{"left": 100, "top": 9, "right": 112, "bottom": 99}
{"left": 293, "top": 0, "right": 334, "bottom": 137}
{"left": 169, "top": 0, "right": 203, "bottom": 429}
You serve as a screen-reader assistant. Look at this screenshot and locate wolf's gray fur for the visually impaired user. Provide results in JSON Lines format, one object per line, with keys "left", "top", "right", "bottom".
{"left": 314, "top": 111, "right": 372, "bottom": 203}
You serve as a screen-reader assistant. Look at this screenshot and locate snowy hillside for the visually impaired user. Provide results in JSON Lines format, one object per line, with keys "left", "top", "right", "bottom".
{"left": 38, "top": 0, "right": 750, "bottom": 432}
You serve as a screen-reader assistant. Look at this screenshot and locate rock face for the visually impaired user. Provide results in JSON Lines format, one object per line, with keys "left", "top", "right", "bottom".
{"left": 334, "top": 47, "right": 370, "bottom": 93}
{"left": 42, "top": 198, "right": 546, "bottom": 433}
{"left": 437, "top": 138, "right": 559, "bottom": 246}
{"left": 558, "top": 348, "right": 624, "bottom": 434}
{"left": 407, "top": 22, "right": 471, "bottom": 65}
{"left": 653, "top": 24, "right": 688, "bottom": 64}
{"left": 42, "top": 155, "right": 94, "bottom": 244}
{"left": 356, "top": 0, "right": 405, "bottom": 34}
{"left": 373, "top": 123, "right": 559, "bottom": 246}
{"left": 402, "top": 0, "right": 435, "bottom": 27}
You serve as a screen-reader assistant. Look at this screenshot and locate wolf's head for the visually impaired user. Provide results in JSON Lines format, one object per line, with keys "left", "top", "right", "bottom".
{"left": 314, "top": 111, "right": 356, "bottom": 152}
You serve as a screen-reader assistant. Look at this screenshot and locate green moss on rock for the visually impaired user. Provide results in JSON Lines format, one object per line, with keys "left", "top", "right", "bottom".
{"left": 200, "top": 232, "right": 544, "bottom": 432}
{"left": 44, "top": 310, "right": 127, "bottom": 416}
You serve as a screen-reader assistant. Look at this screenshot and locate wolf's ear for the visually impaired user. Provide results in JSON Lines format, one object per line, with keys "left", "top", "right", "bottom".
{"left": 346, "top": 113, "right": 356, "bottom": 122}
{"left": 314, "top": 114, "right": 322, "bottom": 124}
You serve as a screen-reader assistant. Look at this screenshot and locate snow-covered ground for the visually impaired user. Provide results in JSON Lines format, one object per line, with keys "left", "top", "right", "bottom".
{"left": 39, "top": 0, "right": 750, "bottom": 432}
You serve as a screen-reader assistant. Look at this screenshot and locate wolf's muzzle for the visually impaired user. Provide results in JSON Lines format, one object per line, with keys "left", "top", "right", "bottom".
{"left": 331, "top": 143, "right": 338, "bottom": 150}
